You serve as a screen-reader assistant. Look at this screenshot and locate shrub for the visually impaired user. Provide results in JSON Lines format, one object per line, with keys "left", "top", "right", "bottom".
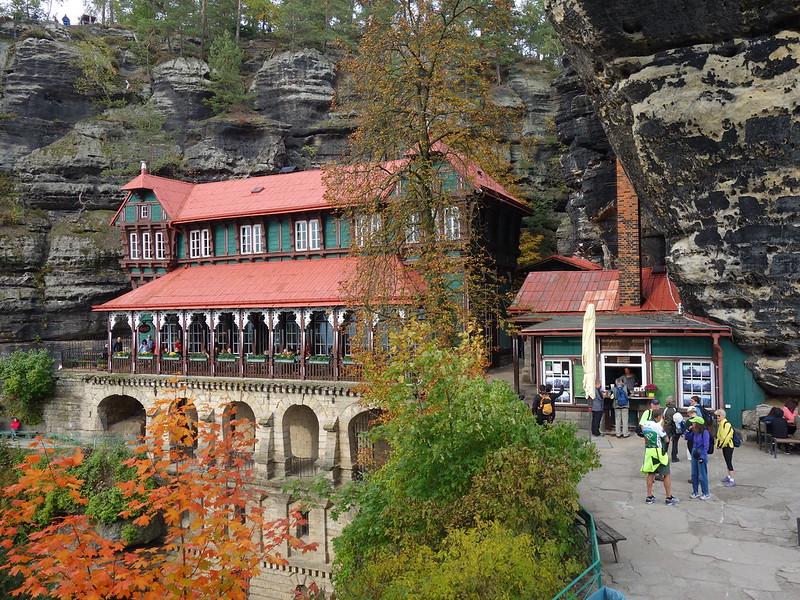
{"left": 0, "top": 349, "right": 54, "bottom": 425}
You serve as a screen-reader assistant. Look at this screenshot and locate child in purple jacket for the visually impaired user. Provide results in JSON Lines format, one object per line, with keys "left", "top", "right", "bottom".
{"left": 685, "top": 416, "right": 710, "bottom": 499}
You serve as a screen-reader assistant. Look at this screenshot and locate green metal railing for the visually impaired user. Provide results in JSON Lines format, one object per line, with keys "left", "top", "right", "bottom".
{"left": 553, "top": 505, "right": 602, "bottom": 600}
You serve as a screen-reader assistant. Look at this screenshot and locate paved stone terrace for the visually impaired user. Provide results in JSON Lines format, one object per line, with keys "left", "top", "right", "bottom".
{"left": 488, "top": 364, "right": 800, "bottom": 599}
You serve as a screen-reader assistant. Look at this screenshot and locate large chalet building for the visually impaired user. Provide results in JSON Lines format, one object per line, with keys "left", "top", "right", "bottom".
{"left": 93, "top": 153, "right": 531, "bottom": 380}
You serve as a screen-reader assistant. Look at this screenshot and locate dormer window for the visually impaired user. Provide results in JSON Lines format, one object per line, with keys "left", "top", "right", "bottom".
{"left": 139, "top": 205, "right": 149, "bottom": 220}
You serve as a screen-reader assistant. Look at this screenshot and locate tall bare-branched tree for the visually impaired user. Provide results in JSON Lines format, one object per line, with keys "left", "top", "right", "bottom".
{"left": 325, "top": 0, "right": 523, "bottom": 342}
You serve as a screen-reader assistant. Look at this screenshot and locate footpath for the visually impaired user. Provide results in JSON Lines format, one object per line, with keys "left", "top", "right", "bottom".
{"left": 579, "top": 434, "right": 800, "bottom": 599}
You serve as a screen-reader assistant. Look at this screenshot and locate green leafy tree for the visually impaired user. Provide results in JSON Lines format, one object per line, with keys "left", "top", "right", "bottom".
{"left": 72, "top": 38, "right": 122, "bottom": 107}
{"left": 275, "top": 0, "right": 356, "bottom": 51}
{"left": 0, "top": 349, "right": 54, "bottom": 425}
{"left": 514, "top": 0, "right": 562, "bottom": 64}
{"left": 332, "top": 319, "right": 600, "bottom": 598}
{"left": 0, "top": 0, "right": 44, "bottom": 19}
{"left": 204, "top": 30, "right": 251, "bottom": 114}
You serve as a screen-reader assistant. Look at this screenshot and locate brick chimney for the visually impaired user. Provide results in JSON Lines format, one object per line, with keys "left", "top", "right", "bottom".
{"left": 616, "top": 158, "right": 641, "bottom": 309}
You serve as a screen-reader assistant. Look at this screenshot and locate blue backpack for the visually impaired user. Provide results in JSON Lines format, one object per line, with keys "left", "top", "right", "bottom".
{"left": 615, "top": 385, "right": 629, "bottom": 407}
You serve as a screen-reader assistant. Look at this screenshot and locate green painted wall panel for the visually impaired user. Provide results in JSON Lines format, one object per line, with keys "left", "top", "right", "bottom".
{"left": 151, "top": 204, "right": 163, "bottom": 221}
{"left": 227, "top": 225, "right": 237, "bottom": 254}
{"left": 543, "top": 337, "right": 581, "bottom": 355}
{"left": 176, "top": 233, "right": 185, "bottom": 259}
{"left": 340, "top": 220, "right": 350, "bottom": 247}
{"left": 324, "top": 216, "right": 337, "bottom": 249}
{"left": 124, "top": 206, "right": 136, "bottom": 222}
{"left": 281, "top": 220, "right": 291, "bottom": 252}
{"left": 214, "top": 224, "right": 227, "bottom": 255}
{"left": 652, "top": 337, "right": 712, "bottom": 357}
{"left": 267, "top": 221, "right": 280, "bottom": 252}
{"left": 721, "top": 339, "right": 765, "bottom": 428}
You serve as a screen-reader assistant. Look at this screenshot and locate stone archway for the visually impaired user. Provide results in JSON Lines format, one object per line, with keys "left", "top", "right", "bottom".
{"left": 97, "top": 395, "right": 146, "bottom": 440}
{"left": 348, "top": 409, "right": 390, "bottom": 480}
{"left": 283, "top": 405, "right": 319, "bottom": 477}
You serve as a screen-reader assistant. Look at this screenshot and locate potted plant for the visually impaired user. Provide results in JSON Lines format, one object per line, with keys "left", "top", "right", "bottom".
{"left": 342, "top": 355, "right": 356, "bottom": 365}
{"left": 138, "top": 351, "right": 153, "bottom": 360}
{"left": 308, "top": 355, "right": 331, "bottom": 364}
{"left": 189, "top": 352, "right": 208, "bottom": 361}
{"left": 246, "top": 353, "right": 267, "bottom": 363}
{"left": 644, "top": 383, "right": 658, "bottom": 397}
{"left": 162, "top": 351, "right": 180, "bottom": 361}
{"left": 217, "top": 352, "right": 236, "bottom": 362}
{"left": 273, "top": 351, "right": 296, "bottom": 363}
{"left": 112, "top": 351, "right": 131, "bottom": 359}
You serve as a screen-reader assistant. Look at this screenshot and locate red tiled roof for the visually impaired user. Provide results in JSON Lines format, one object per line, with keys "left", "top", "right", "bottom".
{"left": 172, "top": 170, "right": 328, "bottom": 225}
{"left": 115, "top": 148, "right": 530, "bottom": 227}
{"left": 509, "top": 267, "right": 680, "bottom": 314}
{"left": 93, "top": 257, "right": 417, "bottom": 312}
{"left": 118, "top": 173, "right": 194, "bottom": 221}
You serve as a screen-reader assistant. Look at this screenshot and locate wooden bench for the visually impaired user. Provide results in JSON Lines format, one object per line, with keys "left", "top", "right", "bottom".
{"left": 770, "top": 437, "right": 800, "bottom": 457}
{"left": 594, "top": 517, "right": 627, "bottom": 563}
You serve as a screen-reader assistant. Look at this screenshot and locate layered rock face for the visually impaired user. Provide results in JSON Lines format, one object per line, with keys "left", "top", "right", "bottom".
{"left": 0, "top": 23, "right": 563, "bottom": 345}
{"left": 547, "top": 0, "right": 800, "bottom": 393}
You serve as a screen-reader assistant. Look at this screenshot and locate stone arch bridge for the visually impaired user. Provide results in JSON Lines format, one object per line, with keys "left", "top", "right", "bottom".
{"left": 46, "top": 371, "right": 379, "bottom": 599}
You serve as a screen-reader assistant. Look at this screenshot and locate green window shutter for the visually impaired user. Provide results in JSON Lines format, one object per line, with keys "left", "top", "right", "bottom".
{"left": 214, "top": 224, "right": 226, "bottom": 255}
{"left": 176, "top": 233, "right": 185, "bottom": 259}
{"left": 124, "top": 205, "right": 136, "bottom": 222}
{"left": 340, "top": 219, "right": 350, "bottom": 248}
{"left": 267, "top": 221, "right": 280, "bottom": 252}
{"left": 151, "top": 204, "right": 163, "bottom": 221}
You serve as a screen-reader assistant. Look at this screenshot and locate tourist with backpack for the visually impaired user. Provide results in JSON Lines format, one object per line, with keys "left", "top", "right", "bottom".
{"left": 532, "top": 384, "right": 554, "bottom": 426}
{"left": 664, "top": 396, "right": 682, "bottom": 462}
{"left": 714, "top": 409, "right": 738, "bottom": 487}
{"left": 612, "top": 378, "right": 630, "bottom": 437}
{"left": 641, "top": 408, "right": 680, "bottom": 505}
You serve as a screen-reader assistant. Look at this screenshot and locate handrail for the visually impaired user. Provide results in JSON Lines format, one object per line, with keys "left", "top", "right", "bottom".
{"left": 552, "top": 504, "right": 602, "bottom": 600}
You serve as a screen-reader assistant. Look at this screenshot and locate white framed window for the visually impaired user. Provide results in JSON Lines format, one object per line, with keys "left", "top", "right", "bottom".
{"left": 201, "top": 229, "right": 211, "bottom": 257}
{"left": 443, "top": 206, "right": 461, "bottom": 240}
{"left": 309, "top": 219, "right": 320, "bottom": 250}
{"left": 679, "top": 360, "right": 714, "bottom": 409}
{"left": 129, "top": 233, "right": 140, "bottom": 259}
{"left": 354, "top": 214, "right": 382, "bottom": 246}
{"left": 142, "top": 232, "right": 152, "bottom": 259}
{"left": 253, "top": 224, "right": 264, "bottom": 253}
{"left": 241, "top": 225, "right": 253, "bottom": 254}
{"left": 295, "top": 220, "right": 308, "bottom": 251}
{"left": 542, "top": 358, "right": 573, "bottom": 404}
{"left": 155, "top": 232, "right": 165, "bottom": 259}
{"left": 189, "top": 230, "right": 201, "bottom": 258}
{"left": 139, "top": 205, "right": 149, "bottom": 220}
{"left": 406, "top": 212, "right": 421, "bottom": 244}
{"left": 190, "top": 229, "right": 211, "bottom": 258}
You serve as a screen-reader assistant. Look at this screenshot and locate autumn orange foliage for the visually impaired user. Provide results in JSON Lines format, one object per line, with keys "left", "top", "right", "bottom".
{"left": 0, "top": 382, "right": 317, "bottom": 599}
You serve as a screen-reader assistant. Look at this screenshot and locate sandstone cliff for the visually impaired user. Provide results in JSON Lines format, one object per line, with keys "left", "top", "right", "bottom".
{"left": 0, "top": 20, "right": 563, "bottom": 346}
{"left": 548, "top": 0, "right": 800, "bottom": 394}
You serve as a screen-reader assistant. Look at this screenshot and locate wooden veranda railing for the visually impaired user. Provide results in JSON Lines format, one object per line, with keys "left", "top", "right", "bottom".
{"left": 60, "top": 347, "right": 363, "bottom": 382}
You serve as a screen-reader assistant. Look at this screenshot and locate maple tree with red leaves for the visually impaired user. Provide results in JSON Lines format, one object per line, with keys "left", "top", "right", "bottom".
{"left": 0, "top": 382, "right": 317, "bottom": 600}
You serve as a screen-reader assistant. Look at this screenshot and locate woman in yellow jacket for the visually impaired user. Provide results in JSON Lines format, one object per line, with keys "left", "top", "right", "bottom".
{"left": 715, "top": 409, "right": 736, "bottom": 487}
